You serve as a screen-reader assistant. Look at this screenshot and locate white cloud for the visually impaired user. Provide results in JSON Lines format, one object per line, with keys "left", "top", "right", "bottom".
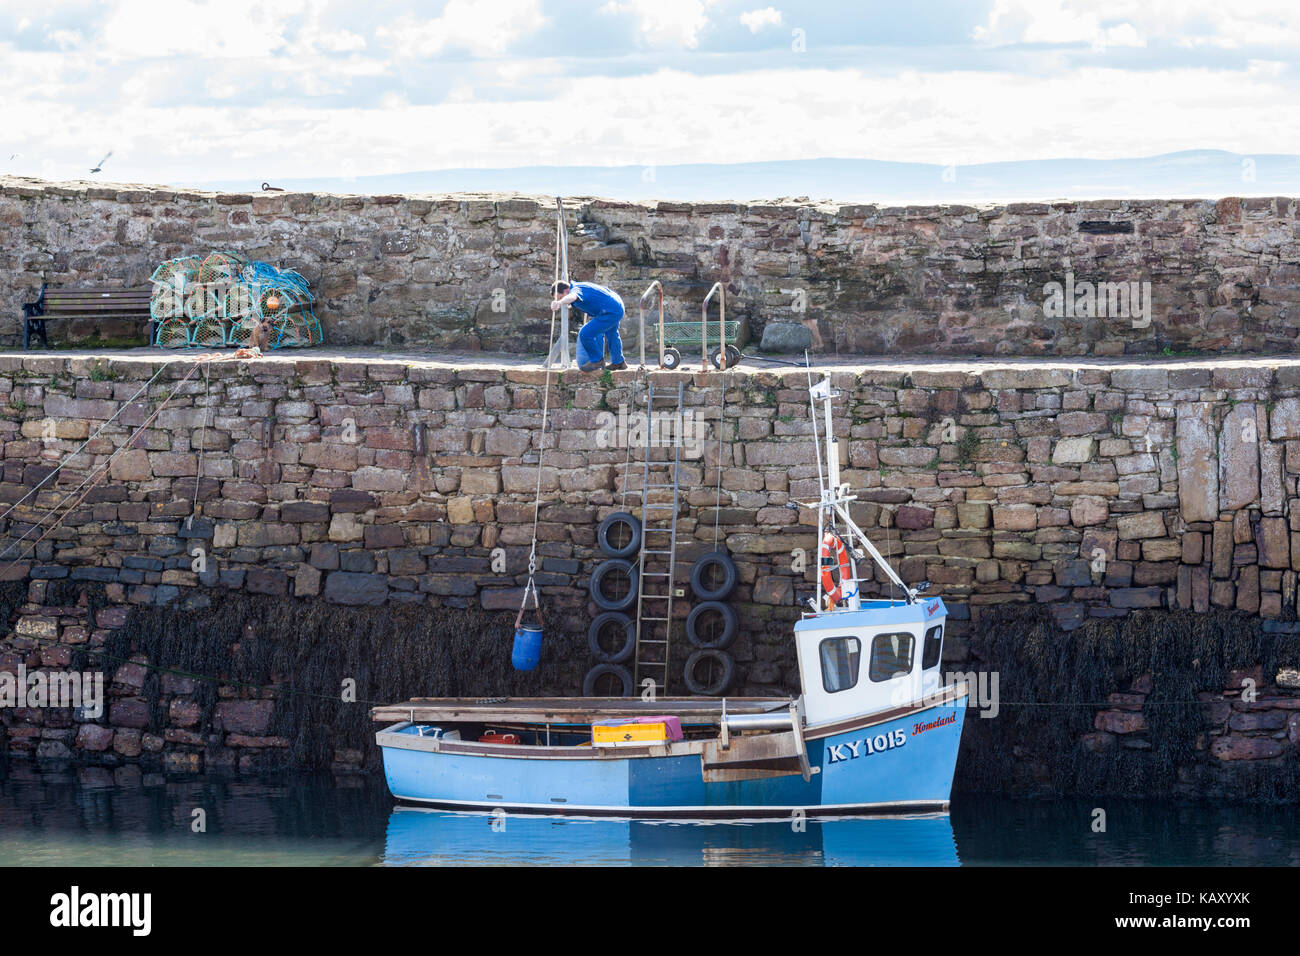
{"left": 975, "top": 1, "right": 1144, "bottom": 48}
{"left": 377, "top": 0, "right": 546, "bottom": 58}
{"left": 601, "top": 0, "right": 718, "bottom": 49}
{"left": 976, "top": 0, "right": 1300, "bottom": 51}
{"left": 6, "top": 0, "right": 1300, "bottom": 190}
{"left": 97, "top": 0, "right": 305, "bottom": 60}
{"left": 740, "top": 7, "right": 782, "bottom": 33}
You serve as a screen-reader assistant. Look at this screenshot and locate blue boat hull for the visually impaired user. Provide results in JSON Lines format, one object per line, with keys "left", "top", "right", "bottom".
{"left": 379, "top": 695, "right": 966, "bottom": 818}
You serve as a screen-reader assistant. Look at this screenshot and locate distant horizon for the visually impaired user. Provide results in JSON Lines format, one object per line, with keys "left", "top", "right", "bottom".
{"left": 167, "top": 148, "right": 1300, "bottom": 205}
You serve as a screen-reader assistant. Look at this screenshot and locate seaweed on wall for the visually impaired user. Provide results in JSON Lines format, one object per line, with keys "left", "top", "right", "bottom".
{"left": 98, "top": 595, "right": 587, "bottom": 771}
{"left": 957, "top": 604, "right": 1300, "bottom": 802}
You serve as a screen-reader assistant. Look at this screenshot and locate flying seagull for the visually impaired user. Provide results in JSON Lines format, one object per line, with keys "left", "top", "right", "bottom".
{"left": 90, "top": 151, "right": 112, "bottom": 173}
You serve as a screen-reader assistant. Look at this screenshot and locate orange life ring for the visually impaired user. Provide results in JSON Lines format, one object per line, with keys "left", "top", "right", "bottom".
{"left": 820, "top": 530, "right": 852, "bottom": 608}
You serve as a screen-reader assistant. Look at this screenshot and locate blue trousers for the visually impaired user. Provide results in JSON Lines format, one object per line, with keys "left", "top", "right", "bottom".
{"left": 576, "top": 310, "right": 625, "bottom": 367}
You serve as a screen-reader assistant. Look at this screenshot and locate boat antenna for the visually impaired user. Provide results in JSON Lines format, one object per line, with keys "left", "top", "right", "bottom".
{"left": 806, "top": 354, "right": 825, "bottom": 506}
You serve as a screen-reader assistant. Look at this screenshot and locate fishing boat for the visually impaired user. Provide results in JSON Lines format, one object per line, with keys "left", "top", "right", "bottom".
{"left": 372, "top": 375, "right": 968, "bottom": 818}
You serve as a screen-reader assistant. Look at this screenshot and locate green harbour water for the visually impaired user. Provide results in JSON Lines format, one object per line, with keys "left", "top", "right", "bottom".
{"left": 0, "top": 765, "right": 1296, "bottom": 867}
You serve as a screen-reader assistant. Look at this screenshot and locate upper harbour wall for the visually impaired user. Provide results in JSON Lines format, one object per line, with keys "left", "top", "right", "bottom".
{"left": 3, "top": 177, "right": 1299, "bottom": 356}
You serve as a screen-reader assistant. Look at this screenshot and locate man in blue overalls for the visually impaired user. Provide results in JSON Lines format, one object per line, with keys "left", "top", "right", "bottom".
{"left": 551, "top": 280, "right": 627, "bottom": 372}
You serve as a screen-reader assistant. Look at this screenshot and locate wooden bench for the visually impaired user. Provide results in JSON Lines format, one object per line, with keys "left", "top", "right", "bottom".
{"left": 20, "top": 284, "right": 154, "bottom": 349}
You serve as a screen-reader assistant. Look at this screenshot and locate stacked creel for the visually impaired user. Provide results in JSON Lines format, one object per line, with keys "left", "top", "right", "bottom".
{"left": 149, "top": 252, "right": 323, "bottom": 349}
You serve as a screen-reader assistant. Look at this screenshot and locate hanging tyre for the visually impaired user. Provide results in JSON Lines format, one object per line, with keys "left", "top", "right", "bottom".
{"left": 583, "top": 663, "right": 634, "bottom": 697}
{"left": 587, "top": 612, "right": 635, "bottom": 663}
{"left": 589, "top": 558, "right": 638, "bottom": 611}
{"left": 683, "top": 649, "right": 735, "bottom": 696}
{"left": 661, "top": 347, "right": 682, "bottom": 370}
{"left": 690, "top": 551, "right": 737, "bottom": 601}
{"left": 685, "top": 601, "right": 737, "bottom": 649}
{"left": 597, "top": 511, "right": 642, "bottom": 559}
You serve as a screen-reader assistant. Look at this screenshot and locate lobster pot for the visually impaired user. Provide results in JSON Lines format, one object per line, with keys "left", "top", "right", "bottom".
{"left": 270, "top": 310, "right": 315, "bottom": 348}
{"left": 227, "top": 316, "right": 260, "bottom": 347}
{"left": 257, "top": 286, "right": 291, "bottom": 321}
{"left": 301, "top": 312, "right": 324, "bottom": 345}
{"left": 184, "top": 288, "right": 215, "bottom": 320}
{"left": 223, "top": 284, "right": 254, "bottom": 319}
{"left": 154, "top": 317, "right": 192, "bottom": 349}
{"left": 150, "top": 286, "right": 184, "bottom": 322}
{"left": 192, "top": 316, "right": 228, "bottom": 348}
{"left": 150, "top": 256, "right": 200, "bottom": 292}
{"left": 197, "top": 251, "right": 249, "bottom": 286}
{"left": 511, "top": 626, "right": 543, "bottom": 671}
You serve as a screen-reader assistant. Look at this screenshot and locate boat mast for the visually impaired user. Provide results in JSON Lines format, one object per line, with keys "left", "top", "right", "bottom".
{"left": 807, "top": 375, "right": 918, "bottom": 606}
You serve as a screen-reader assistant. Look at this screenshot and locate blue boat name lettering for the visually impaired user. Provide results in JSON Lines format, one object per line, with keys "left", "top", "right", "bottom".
{"left": 826, "top": 729, "right": 906, "bottom": 763}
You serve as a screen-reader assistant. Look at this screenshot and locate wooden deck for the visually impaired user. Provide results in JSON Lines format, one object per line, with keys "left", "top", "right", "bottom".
{"left": 370, "top": 696, "right": 792, "bottom": 725}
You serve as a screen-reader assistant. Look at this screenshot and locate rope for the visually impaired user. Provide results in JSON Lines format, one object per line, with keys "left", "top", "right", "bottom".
{"left": 713, "top": 381, "right": 726, "bottom": 551}
{"left": 620, "top": 373, "right": 639, "bottom": 512}
{"left": 0, "top": 360, "right": 178, "bottom": 528}
{"left": 190, "top": 361, "right": 210, "bottom": 526}
{"left": 527, "top": 363, "right": 550, "bottom": 582}
{"left": 0, "top": 354, "right": 235, "bottom": 579}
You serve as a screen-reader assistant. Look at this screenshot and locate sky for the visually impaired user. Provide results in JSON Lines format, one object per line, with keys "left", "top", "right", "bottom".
{"left": 3, "top": 0, "right": 1300, "bottom": 189}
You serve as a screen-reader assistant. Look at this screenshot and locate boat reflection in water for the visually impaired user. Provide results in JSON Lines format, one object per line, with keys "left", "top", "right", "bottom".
{"left": 382, "top": 806, "right": 959, "bottom": 866}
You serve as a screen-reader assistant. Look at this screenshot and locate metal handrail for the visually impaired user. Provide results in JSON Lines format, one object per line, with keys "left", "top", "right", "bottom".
{"left": 638, "top": 280, "right": 662, "bottom": 369}
{"left": 702, "top": 281, "right": 726, "bottom": 371}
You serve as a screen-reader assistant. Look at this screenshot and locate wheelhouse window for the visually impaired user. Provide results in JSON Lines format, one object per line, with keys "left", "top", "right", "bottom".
{"left": 922, "top": 624, "right": 943, "bottom": 670}
{"left": 819, "top": 637, "right": 861, "bottom": 693}
{"left": 869, "top": 632, "right": 915, "bottom": 682}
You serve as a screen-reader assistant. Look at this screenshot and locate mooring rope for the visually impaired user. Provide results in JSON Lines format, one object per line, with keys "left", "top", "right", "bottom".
{"left": 0, "top": 359, "right": 178, "bottom": 528}
{"left": 713, "top": 380, "right": 726, "bottom": 550}
{"left": 0, "top": 353, "right": 237, "bottom": 579}
{"left": 190, "top": 361, "right": 210, "bottom": 526}
{"left": 620, "top": 373, "right": 639, "bottom": 513}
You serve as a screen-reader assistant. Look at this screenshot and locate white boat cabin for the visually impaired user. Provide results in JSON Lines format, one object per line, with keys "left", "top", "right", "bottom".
{"left": 794, "top": 598, "right": 948, "bottom": 726}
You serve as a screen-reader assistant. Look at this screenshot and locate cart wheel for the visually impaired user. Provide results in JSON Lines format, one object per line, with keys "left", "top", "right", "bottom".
{"left": 661, "top": 347, "right": 682, "bottom": 370}
{"left": 709, "top": 346, "right": 738, "bottom": 370}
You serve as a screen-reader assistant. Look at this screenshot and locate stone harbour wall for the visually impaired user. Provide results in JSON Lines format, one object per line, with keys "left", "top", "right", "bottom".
{"left": 1, "top": 352, "right": 1299, "bottom": 787}
{"left": 3, "top": 176, "right": 1300, "bottom": 356}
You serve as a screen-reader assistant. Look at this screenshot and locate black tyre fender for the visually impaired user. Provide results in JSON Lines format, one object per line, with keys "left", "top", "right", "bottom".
{"left": 589, "top": 558, "right": 639, "bottom": 612}
{"left": 587, "top": 612, "right": 635, "bottom": 663}
{"left": 689, "top": 550, "right": 737, "bottom": 601}
{"left": 682, "top": 649, "right": 735, "bottom": 696}
{"left": 685, "top": 601, "right": 738, "bottom": 650}
{"left": 597, "top": 511, "right": 642, "bottom": 559}
{"left": 583, "top": 663, "right": 634, "bottom": 698}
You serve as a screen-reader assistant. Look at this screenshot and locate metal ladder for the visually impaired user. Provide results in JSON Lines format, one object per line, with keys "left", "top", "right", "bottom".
{"left": 631, "top": 379, "right": 685, "bottom": 697}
